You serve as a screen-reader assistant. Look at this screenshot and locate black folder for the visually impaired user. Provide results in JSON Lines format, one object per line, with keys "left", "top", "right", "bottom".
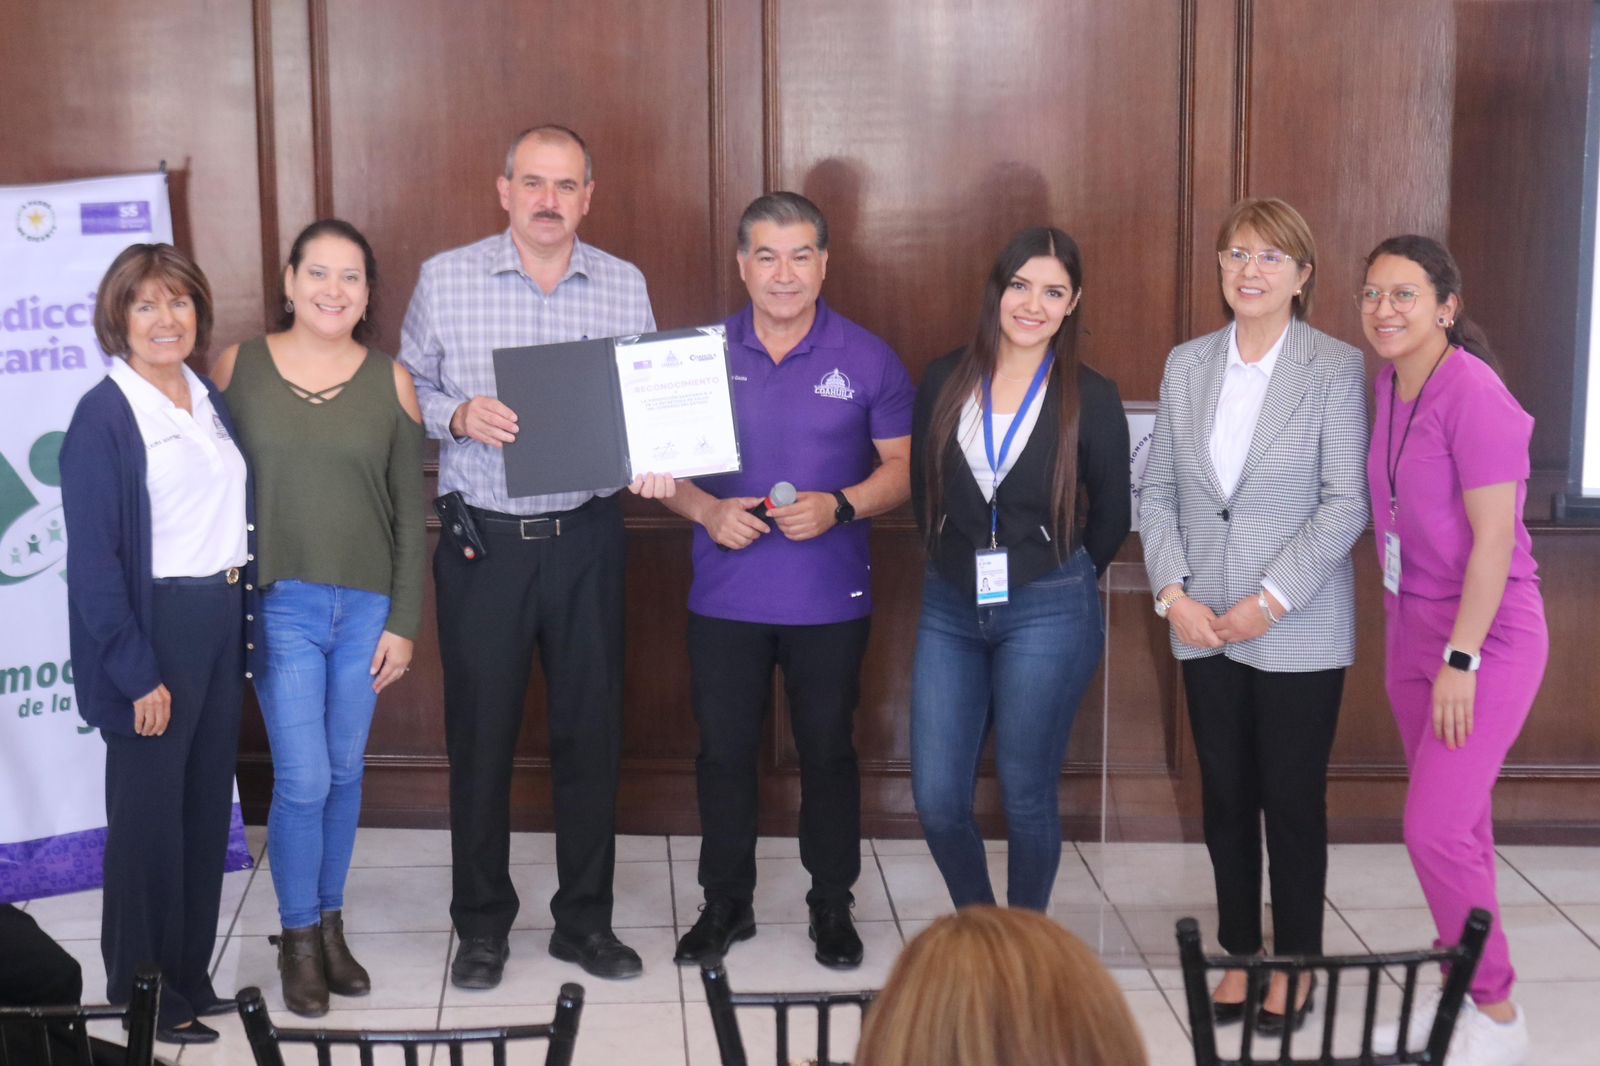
{"left": 492, "top": 327, "right": 739, "bottom": 498}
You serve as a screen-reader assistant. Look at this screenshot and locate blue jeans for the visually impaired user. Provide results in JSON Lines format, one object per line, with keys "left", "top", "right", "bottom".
{"left": 911, "top": 548, "right": 1103, "bottom": 910}
{"left": 256, "top": 580, "right": 390, "bottom": 929}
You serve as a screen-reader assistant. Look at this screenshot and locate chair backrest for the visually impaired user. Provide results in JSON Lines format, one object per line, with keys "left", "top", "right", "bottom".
{"left": 1175, "top": 908, "right": 1492, "bottom": 1065}
{"left": 235, "top": 982, "right": 583, "bottom": 1066}
{"left": 699, "top": 956, "right": 877, "bottom": 1066}
{"left": 0, "top": 965, "right": 160, "bottom": 1066}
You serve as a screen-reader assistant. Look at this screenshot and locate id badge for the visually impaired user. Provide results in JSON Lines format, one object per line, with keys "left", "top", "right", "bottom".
{"left": 1383, "top": 531, "right": 1402, "bottom": 594}
{"left": 976, "top": 548, "right": 1010, "bottom": 606}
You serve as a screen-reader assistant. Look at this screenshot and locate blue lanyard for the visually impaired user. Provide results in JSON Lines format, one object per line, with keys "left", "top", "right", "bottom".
{"left": 981, "top": 353, "right": 1054, "bottom": 546}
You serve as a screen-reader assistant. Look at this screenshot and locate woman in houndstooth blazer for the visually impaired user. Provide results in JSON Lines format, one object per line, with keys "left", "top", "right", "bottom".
{"left": 1139, "top": 199, "right": 1369, "bottom": 1035}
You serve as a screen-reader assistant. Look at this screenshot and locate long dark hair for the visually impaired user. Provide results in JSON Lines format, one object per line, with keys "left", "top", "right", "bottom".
{"left": 279, "top": 218, "right": 379, "bottom": 344}
{"left": 924, "top": 226, "right": 1084, "bottom": 545}
{"left": 1364, "top": 234, "right": 1499, "bottom": 371}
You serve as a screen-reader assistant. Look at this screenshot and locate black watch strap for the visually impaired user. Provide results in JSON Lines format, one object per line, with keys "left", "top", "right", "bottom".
{"left": 832, "top": 489, "right": 855, "bottom": 524}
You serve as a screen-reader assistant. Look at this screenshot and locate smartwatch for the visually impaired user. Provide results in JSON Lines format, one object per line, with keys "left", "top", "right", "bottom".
{"left": 1443, "top": 645, "right": 1482, "bottom": 672}
{"left": 832, "top": 490, "right": 856, "bottom": 525}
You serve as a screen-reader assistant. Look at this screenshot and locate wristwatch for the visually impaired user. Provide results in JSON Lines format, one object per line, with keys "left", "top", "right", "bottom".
{"left": 1443, "top": 645, "right": 1482, "bottom": 672}
{"left": 832, "top": 490, "right": 856, "bottom": 525}
{"left": 1154, "top": 586, "right": 1187, "bottom": 619}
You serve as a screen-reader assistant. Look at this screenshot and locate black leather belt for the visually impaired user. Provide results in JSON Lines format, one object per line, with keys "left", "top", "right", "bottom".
{"left": 467, "top": 498, "right": 603, "bottom": 540}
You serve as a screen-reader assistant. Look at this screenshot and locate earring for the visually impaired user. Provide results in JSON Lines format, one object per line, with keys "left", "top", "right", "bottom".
{"left": 285, "top": 298, "right": 294, "bottom": 314}
{"left": 1437, "top": 317, "right": 1448, "bottom": 327}
{"left": 1295, "top": 289, "right": 1302, "bottom": 296}
{"left": 362, "top": 309, "right": 368, "bottom": 322}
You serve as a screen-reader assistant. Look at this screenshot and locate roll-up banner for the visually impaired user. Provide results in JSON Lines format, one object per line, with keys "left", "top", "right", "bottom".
{"left": 0, "top": 172, "right": 251, "bottom": 903}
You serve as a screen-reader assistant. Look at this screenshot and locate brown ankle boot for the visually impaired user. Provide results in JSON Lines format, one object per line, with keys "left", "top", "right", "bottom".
{"left": 319, "top": 910, "right": 371, "bottom": 996}
{"left": 272, "top": 925, "right": 328, "bottom": 1017}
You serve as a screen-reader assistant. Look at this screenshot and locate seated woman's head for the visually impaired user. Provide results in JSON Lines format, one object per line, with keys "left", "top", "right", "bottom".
{"left": 856, "top": 906, "right": 1147, "bottom": 1066}
{"left": 93, "top": 243, "right": 214, "bottom": 367}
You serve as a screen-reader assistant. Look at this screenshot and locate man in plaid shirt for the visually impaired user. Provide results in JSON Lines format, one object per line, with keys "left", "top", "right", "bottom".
{"left": 399, "top": 125, "right": 658, "bottom": 988}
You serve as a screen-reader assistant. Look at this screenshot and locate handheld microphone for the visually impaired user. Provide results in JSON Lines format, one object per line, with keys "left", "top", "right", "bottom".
{"left": 749, "top": 481, "right": 797, "bottom": 520}
{"left": 718, "top": 481, "right": 797, "bottom": 551}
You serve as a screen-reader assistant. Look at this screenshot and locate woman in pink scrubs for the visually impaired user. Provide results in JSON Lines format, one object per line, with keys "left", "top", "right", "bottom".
{"left": 1362, "top": 235, "right": 1544, "bottom": 1066}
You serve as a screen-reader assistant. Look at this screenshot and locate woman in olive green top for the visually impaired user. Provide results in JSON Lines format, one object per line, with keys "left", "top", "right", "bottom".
{"left": 213, "top": 219, "right": 424, "bottom": 1016}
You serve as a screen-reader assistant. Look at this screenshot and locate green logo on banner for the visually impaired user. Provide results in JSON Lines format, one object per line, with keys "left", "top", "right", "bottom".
{"left": 0, "top": 430, "right": 67, "bottom": 586}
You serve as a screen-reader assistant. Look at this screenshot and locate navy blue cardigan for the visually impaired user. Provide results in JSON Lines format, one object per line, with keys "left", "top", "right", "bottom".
{"left": 60, "top": 374, "right": 260, "bottom": 736}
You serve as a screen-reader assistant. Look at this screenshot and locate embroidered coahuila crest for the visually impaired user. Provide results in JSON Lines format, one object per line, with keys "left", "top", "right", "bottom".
{"left": 814, "top": 367, "right": 855, "bottom": 401}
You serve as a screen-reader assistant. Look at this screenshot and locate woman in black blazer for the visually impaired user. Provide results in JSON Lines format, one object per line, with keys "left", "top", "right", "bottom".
{"left": 909, "top": 226, "right": 1131, "bottom": 911}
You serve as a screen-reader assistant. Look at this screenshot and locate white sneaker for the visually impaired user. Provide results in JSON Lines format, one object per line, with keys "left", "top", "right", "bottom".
{"left": 1448, "top": 1003, "right": 1528, "bottom": 1066}
{"left": 1373, "top": 985, "right": 1447, "bottom": 1053}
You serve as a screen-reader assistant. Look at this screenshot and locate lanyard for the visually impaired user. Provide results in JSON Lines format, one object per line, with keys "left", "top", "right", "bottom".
{"left": 981, "top": 353, "right": 1054, "bottom": 547}
{"left": 1385, "top": 342, "right": 1450, "bottom": 519}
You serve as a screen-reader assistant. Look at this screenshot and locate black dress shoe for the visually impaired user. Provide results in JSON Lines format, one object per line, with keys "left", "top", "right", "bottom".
{"left": 451, "top": 936, "right": 510, "bottom": 990}
{"left": 808, "top": 900, "right": 863, "bottom": 969}
{"left": 1255, "top": 973, "right": 1317, "bottom": 1036}
{"left": 549, "top": 928, "right": 643, "bottom": 980}
{"left": 154, "top": 1019, "right": 220, "bottom": 1045}
{"left": 675, "top": 898, "right": 757, "bottom": 965}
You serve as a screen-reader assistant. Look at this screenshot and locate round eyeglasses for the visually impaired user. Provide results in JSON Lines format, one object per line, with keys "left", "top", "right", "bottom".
{"left": 1355, "top": 288, "right": 1420, "bottom": 314}
{"left": 1218, "top": 247, "right": 1296, "bottom": 273}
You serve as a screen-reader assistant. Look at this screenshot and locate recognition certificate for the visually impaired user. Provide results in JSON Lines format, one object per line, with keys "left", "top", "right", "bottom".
{"left": 494, "top": 325, "right": 742, "bottom": 497}
{"left": 613, "top": 327, "right": 740, "bottom": 480}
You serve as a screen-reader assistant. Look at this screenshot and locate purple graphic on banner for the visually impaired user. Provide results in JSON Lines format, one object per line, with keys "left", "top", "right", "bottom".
{"left": 79, "top": 201, "right": 152, "bottom": 236}
{"left": 0, "top": 804, "right": 253, "bottom": 904}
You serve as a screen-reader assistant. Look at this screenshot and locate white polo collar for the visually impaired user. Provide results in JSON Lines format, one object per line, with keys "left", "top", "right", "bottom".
{"left": 108, "top": 357, "right": 207, "bottom": 415}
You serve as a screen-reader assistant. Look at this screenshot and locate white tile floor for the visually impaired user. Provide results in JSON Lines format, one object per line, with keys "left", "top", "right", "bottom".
{"left": 15, "top": 829, "right": 1600, "bottom": 1064}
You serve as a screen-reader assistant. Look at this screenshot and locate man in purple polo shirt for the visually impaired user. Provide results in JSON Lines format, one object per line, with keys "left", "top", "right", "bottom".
{"left": 656, "top": 192, "right": 912, "bottom": 969}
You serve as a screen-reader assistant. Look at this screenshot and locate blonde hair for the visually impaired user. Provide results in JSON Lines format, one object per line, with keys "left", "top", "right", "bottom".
{"left": 1215, "top": 196, "right": 1318, "bottom": 317}
{"left": 856, "top": 907, "right": 1148, "bottom": 1066}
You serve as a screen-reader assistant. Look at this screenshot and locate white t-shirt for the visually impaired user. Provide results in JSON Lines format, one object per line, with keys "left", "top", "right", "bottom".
{"left": 108, "top": 359, "right": 248, "bottom": 578}
{"left": 959, "top": 383, "right": 1048, "bottom": 503}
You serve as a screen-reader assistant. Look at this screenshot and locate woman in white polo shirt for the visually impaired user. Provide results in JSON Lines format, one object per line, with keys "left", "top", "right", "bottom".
{"left": 61, "top": 243, "right": 255, "bottom": 1046}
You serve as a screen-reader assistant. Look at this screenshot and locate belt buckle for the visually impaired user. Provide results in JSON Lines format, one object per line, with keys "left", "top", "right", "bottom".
{"left": 225, "top": 567, "right": 241, "bottom": 585}
{"left": 518, "top": 517, "right": 561, "bottom": 540}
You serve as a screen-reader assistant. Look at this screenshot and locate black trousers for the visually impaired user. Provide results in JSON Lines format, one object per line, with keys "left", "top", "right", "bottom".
{"left": 1182, "top": 654, "right": 1344, "bottom": 956}
{"left": 436, "top": 496, "right": 625, "bottom": 939}
{"left": 687, "top": 613, "right": 869, "bottom": 908}
{"left": 102, "top": 581, "right": 241, "bottom": 1029}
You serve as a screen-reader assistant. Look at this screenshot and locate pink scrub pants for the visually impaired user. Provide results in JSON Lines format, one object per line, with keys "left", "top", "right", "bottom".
{"left": 1384, "top": 587, "right": 1546, "bottom": 1005}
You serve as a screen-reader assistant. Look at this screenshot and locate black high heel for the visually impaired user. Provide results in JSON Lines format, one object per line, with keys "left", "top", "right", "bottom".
{"left": 1255, "top": 972, "right": 1316, "bottom": 1036}
{"left": 1211, "top": 981, "right": 1263, "bottom": 1025}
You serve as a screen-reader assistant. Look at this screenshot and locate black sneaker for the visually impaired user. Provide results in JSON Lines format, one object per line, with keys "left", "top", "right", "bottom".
{"left": 450, "top": 936, "right": 510, "bottom": 990}
{"left": 548, "top": 928, "right": 644, "bottom": 980}
{"left": 674, "top": 898, "right": 757, "bottom": 965}
{"left": 808, "top": 899, "right": 863, "bottom": 969}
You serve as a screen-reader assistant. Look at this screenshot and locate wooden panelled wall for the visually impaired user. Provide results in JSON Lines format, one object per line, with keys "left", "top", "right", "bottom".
{"left": 4, "top": 0, "right": 1595, "bottom": 841}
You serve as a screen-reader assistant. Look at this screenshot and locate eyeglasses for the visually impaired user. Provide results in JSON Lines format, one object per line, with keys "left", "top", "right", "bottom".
{"left": 1355, "top": 287, "right": 1421, "bottom": 314}
{"left": 1218, "top": 247, "right": 1296, "bottom": 273}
